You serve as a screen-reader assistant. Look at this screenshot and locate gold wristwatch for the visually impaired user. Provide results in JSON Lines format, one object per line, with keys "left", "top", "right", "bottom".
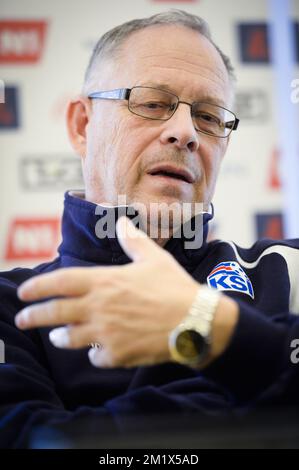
{"left": 168, "top": 285, "right": 221, "bottom": 366}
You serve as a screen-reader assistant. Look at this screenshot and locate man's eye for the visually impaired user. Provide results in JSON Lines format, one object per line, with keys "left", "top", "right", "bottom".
{"left": 142, "top": 102, "right": 169, "bottom": 109}
{"left": 196, "top": 112, "right": 220, "bottom": 124}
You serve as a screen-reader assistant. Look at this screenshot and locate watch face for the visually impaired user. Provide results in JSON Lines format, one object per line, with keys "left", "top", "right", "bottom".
{"left": 176, "top": 329, "right": 206, "bottom": 361}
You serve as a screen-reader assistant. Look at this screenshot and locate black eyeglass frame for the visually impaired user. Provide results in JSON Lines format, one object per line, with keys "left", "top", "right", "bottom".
{"left": 88, "top": 86, "right": 239, "bottom": 138}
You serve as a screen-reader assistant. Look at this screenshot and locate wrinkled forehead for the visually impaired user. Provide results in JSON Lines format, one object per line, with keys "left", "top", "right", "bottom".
{"left": 113, "top": 25, "right": 232, "bottom": 103}
{"left": 87, "top": 24, "right": 233, "bottom": 107}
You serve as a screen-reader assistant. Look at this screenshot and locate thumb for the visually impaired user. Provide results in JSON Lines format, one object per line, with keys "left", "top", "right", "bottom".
{"left": 116, "top": 216, "right": 160, "bottom": 262}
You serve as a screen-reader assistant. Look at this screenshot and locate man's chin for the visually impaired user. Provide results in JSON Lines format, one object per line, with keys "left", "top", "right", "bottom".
{"left": 129, "top": 196, "right": 202, "bottom": 233}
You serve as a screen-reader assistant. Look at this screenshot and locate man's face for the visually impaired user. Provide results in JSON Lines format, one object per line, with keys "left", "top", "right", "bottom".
{"left": 81, "top": 25, "right": 232, "bottom": 215}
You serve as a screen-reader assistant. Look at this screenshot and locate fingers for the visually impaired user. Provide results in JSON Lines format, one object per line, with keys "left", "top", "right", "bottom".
{"left": 87, "top": 343, "right": 150, "bottom": 369}
{"left": 87, "top": 335, "right": 157, "bottom": 369}
{"left": 17, "top": 266, "right": 117, "bottom": 301}
{"left": 17, "top": 268, "right": 93, "bottom": 301}
{"left": 88, "top": 347, "right": 111, "bottom": 368}
{"left": 49, "top": 324, "right": 104, "bottom": 350}
{"left": 116, "top": 216, "right": 160, "bottom": 263}
{"left": 15, "top": 297, "right": 85, "bottom": 329}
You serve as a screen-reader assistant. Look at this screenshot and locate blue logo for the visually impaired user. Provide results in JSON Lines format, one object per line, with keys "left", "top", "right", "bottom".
{"left": 207, "top": 261, "right": 254, "bottom": 299}
{"left": 0, "top": 86, "right": 20, "bottom": 129}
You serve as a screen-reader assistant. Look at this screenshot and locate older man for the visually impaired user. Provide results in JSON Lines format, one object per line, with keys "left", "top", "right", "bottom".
{"left": 0, "top": 10, "right": 298, "bottom": 448}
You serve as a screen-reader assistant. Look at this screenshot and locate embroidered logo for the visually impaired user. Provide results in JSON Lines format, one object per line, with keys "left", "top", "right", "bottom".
{"left": 207, "top": 261, "right": 254, "bottom": 299}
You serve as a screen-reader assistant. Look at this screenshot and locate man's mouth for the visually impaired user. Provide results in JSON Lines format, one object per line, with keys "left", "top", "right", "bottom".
{"left": 147, "top": 164, "right": 195, "bottom": 184}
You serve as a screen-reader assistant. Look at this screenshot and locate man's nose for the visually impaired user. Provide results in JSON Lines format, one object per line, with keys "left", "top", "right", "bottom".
{"left": 159, "top": 102, "right": 200, "bottom": 152}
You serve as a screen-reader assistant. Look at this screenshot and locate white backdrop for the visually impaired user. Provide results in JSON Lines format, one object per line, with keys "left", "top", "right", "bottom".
{"left": 0, "top": 0, "right": 298, "bottom": 269}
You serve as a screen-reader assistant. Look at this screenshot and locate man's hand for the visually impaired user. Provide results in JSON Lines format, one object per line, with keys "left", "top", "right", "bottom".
{"left": 15, "top": 217, "right": 200, "bottom": 368}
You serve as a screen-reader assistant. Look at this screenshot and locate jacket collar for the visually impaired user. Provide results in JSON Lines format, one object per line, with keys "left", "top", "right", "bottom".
{"left": 58, "top": 191, "right": 213, "bottom": 267}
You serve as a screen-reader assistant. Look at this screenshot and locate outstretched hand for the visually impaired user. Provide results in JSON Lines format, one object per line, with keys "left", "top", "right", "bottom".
{"left": 15, "top": 217, "right": 200, "bottom": 368}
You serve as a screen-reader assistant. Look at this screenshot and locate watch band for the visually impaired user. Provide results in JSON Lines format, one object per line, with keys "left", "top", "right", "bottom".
{"left": 188, "top": 285, "right": 220, "bottom": 338}
{"left": 168, "top": 285, "right": 221, "bottom": 366}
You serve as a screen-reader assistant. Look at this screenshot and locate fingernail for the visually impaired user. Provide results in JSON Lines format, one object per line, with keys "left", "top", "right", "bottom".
{"left": 49, "top": 327, "right": 70, "bottom": 348}
{"left": 88, "top": 347, "right": 102, "bottom": 367}
{"left": 15, "top": 307, "right": 31, "bottom": 328}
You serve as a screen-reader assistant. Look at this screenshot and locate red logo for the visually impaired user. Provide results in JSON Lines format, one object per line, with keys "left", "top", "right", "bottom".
{"left": 0, "top": 20, "right": 48, "bottom": 64}
{"left": 263, "top": 216, "right": 283, "bottom": 239}
{"left": 256, "top": 213, "right": 284, "bottom": 240}
{"left": 268, "top": 147, "right": 282, "bottom": 190}
{"left": 5, "top": 218, "right": 60, "bottom": 260}
{"left": 238, "top": 24, "right": 269, "bottom": 63}
{"left": 246, "top": 27, "right": 268, "bottom": 61}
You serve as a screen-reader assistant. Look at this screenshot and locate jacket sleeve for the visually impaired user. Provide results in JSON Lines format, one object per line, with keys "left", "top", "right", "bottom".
{"left": 202, "top": 298, "right": 299, "bottom": 407}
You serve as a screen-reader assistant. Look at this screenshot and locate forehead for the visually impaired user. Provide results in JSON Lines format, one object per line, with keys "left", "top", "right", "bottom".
{"left": 111, "top": 24, "right": 232, "bottom": 106}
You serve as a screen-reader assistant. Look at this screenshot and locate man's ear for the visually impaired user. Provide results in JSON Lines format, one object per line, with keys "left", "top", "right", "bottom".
{"left": 66, "top": 96, "right": 92, "bottom": 159}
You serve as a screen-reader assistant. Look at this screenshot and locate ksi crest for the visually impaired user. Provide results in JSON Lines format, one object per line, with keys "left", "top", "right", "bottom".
{"left": 207, "top": 261, "right": 254, "bottom": 299}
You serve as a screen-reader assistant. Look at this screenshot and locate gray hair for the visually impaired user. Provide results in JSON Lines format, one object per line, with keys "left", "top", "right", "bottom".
{"left": 83, "top": 9, "right": 235, "bottom": 94}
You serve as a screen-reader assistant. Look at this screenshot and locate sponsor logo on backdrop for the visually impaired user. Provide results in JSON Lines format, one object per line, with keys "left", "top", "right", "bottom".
{"left": 0, "top": 20, "right": 47, "bottom": 64}
{"left": 238, "top": 23, "right": 269, "bottom": 63}
{"left": 19, "top": 157, "right": 84, "bottom": 191}
{"left": 268, "top": 148, "right": 282, "bottom": 190}
{"left": 219, "top": 161, "right": 249, "bottom": 179}
{"left": 207, "top": 261, "right": 254, "bottom": 299}
{"left": 0, "top": 86, "right": 19, "bottom": 129}
{"left": 255, "top": 213, "right": 284, "bottom": 240}
{"left": 5, "top": 218, "right": 60, "bottom": 261}
{"left": 238, "top": 22, "right": 299, "bottom": 64}
{"left": 234, "top": 90, "right": 269, "bottom": 121}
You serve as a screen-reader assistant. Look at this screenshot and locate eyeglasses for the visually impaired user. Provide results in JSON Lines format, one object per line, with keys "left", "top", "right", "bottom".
{"left": 88, "top": 86, "right": 239, "bottom": 138}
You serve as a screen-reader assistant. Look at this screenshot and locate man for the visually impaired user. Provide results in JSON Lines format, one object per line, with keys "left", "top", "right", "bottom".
{"left": 1, "top": 10, "right": 299, "bottom": 448}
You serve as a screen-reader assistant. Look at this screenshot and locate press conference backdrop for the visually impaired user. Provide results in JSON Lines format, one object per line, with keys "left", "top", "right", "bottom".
{"left": 0, "top": 0, "right": 299, "bottom": 269}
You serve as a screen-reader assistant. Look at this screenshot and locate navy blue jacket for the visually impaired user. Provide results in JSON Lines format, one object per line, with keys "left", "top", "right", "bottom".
{"left": 0, "top": 192, "right": 299, "bottom": 448}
